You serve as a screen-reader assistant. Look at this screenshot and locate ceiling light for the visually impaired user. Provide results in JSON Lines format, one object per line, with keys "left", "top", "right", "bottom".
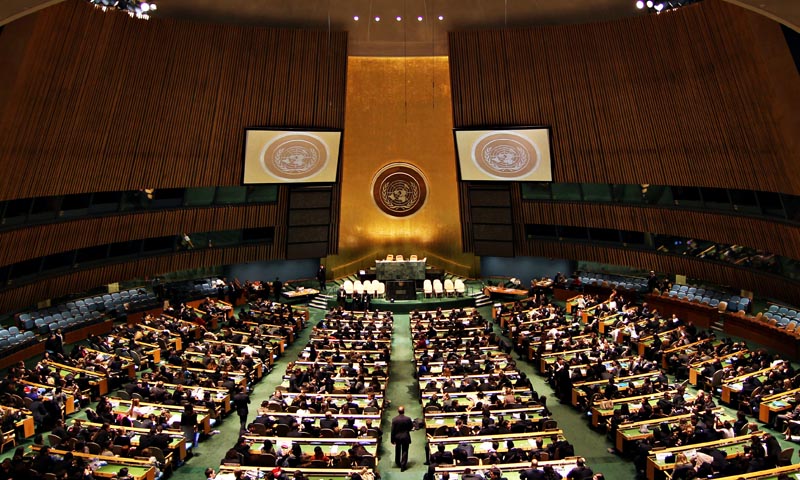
{"left": 396, "top": 16, "right": 402, "bottom": 21}
{"left": 438, "top": 15, "right": 444, "bottom": 21}
{"left": 636, "top": 0, "right": 702, "bottom": 14}
{"left": 417, "top": 16, "right": 423, "bottom": 21}
{"left": 374, "top": 16, "right": 380, "bottom": 22}
{"left": 646, "top": 1, "right": 653, "bottom": 7}
{"left": 86, "top": 0, "right": 157, "bottom": 19}
{"left": 636, "top": 0, "right": 645, "bottom": 8}
{"left": 353, "top": 15, "right": 359, "bottom": 21}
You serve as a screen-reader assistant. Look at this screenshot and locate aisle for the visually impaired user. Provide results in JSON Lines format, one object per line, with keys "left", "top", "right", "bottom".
{"left": 380, "top": 313, "right": 428, "bottom": 480}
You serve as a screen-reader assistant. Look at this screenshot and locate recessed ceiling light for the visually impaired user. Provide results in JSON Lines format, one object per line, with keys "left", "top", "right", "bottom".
{"left": 374, "top": 16, "right": 380, "bottom": 22}
{"left": 438, "top": 15, "right": 444, "bottom": 21}
{"left": 353, "top": 15, "right": 359, "bottom": 21}
{"left": 417, "top": 16, "right": 423, "bottom": 21}
{"left": 396, "top": 16, "right": 402, "bottom": 21}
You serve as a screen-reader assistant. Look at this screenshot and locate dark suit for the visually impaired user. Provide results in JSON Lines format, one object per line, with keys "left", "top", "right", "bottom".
{"left": 520, "top": 468, "right": 546, "bottom": 480}
{"left": 390, "top": 412, "right": 413, "bottom": 469}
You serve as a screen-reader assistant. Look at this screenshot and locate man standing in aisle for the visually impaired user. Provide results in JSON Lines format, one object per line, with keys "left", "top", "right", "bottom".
{"left": 317, "top": 265, "right": 327, "bottom": 292}
{"left": 391, "top": 405, "right": 413, "bottom": 471}
{"left": 233, "top": 386, "right": 250, "bottom": 433}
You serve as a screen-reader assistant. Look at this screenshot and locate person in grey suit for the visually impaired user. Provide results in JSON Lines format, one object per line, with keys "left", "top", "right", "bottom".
{"left": 390, "top": 406, "right": 413, "bottom": 471}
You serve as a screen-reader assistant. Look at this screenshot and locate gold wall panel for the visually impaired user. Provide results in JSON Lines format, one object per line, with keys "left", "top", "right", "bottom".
{"left": 327, "top": 57, "right": 477, "bottom": 278}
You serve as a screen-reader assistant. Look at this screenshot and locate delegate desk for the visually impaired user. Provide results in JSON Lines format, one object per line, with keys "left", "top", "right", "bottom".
{"left": 613, "top": 408, "right": 728, "bottom": 455}
{"left": 80, "top": 419, "right": 188, "bottom": 461}
{"left": 645, "top": 433, "right": 765, "bottom": 480}
{"left": 105, "top": 335, "right": 162, "bottom": 363}
{"left": 30, "top": 446, "right": 156, "bottom": 480}
{"left": 42, "top": 360, "right": 109, "bottom": 396}
{"left": 711, "top": 464, "right": 800, "bottom": 480}
{"left": 219, "top": 466, "right": 372, "bottom": 480}
{"left": 20, "top": 380, "right": 77, "bottom": 416}
{"left": 720, "top": 366, "right": 776, "bottom": 405}
{"left": 589, "top": 391, "right": 697, "bottom": 429}
{"left": 242, "top": 435, "right": 378, "bottom": 458}
{"left": 571, "top": 371, "right": 666, "bottom": 408}
{"left": 427, "top": 430, "right": 565, "bottom": 456}
{"left": 688, "top": 350, "right": 749, "bottom": 386}
{"left": 425, "top": 406, "right": 548, "bottom": 434}
{"left": 0, "top": 405, "right": 35, "bottom": 438}
{"left": 435, "top": 459, "right": 581, "bottom": 477}
{"left": 375, "top": 258, "right": 426, "bottom": 281}
{"left": 758, "top": 387, "right": 800, "bottom": 424}
{"left": 109, "top": 398, "right": 212, "bottom": 435}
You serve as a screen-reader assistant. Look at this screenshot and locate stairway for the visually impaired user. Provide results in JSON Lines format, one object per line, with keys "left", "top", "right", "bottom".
{"left": 710, "top": 317, "right": 724, "bottom": 332}
{"left": 309, "top": 293, "right": 332, "bottom": 310}
{"left": 472, "top": 291, "right": 492, "bottom": 308}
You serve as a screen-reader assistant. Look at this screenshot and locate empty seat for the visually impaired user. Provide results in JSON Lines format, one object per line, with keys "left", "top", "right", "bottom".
{"left": 354, "top": 280, "right": 364, "bottom": 295}
{"left": 364, "top": 281, "right": 376, "bottom": 296}
{"left": 423, "top": 279, "right": 433, "bottom": 298}
{"left": 409, "top": 254, "right": 418, "bottom": 261}
{"left": 395, "top": 254, "right": 404, "bottom": 261}
{"left": 375, "top": 282, "right": 385, "bottom": 298}
{"left": 433, "top": 279, "right": 444, "bottom": 297}
{"left": 443, "top": 279, "right": 455, "bottom": 296}
{"left": 343, "top": 280, "right": 354, "bottom": 297}
{"left": 385, "top": 254, "right": 394, "bottom": 261}
{"left": 0, "top": 330, "right": 9, "bottom": 339}
{"left": 454, "top": 279, "right": 466, "bottom": 296}
{"left": 8, "top": 327, "right": 19, "bottom": 335}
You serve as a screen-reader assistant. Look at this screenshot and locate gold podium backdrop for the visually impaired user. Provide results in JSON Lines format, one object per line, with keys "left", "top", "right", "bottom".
{"left": 326, "top": 56, "right": 477, "bottom": 278}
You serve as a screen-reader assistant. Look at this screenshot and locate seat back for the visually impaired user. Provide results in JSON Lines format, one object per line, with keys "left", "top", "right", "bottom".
{"left": 395, "top": 254, "right": 404, "bottom": 261}
{"left": 409, "top": 254, "right": 418, "bottom": 261}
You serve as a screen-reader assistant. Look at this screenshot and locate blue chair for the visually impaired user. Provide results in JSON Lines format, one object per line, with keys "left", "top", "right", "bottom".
{"left": 768, "top": 305, "right": 779, "bottom": 313}
{"left": 76, "top": 300, "right": 86, "bottom": 308}
{"left": 8, "top": 326, "right": 19, "bottom": 335}
{"left": 0, "top": 339, "right": 10, "bottom": 351}
{"left": 679, "top": 285, "right": 689, "bottom": 293}
{"left": 779, "top": 307, "right": 789, "bottom": 316}
{"left": 764, "top": 312, "right": 773, "bottom": 320}
{"left": 695, "top": 288, "right": 705, "bottom": 296}
{"left": 0, "top": 329, "right": 9, "bottom": 338}
{"left": 48, "top": 322, "right": 59, "bottom": 333}
{"left": 37, "top": 320, "right": 49, "bottom": 335}
{"left": 688, "top": 287, "right": 697, "bottom": 295}
{"left": 710, "top": 299, "right": 720, "bottom": 307}
{"left": 23, "top": 331, "right": 34, "bottom": 339}
{"left": 788, "top": 310, "right": 797, "bottom": 318}
{"left": 53, "top": 313, "right": 63, "bottom": 322}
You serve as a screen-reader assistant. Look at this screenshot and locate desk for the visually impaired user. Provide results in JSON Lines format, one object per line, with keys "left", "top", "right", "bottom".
{"left": 375, "top": 258, "right": 426, "bottom": 281}
{"left": 645, "top": 434, "right": 763, "bottom": 480}
{"left": 483, "top": 286, "right": 529, "bottom": 298}
{"left": 283, "top": 288, "right": 320, "bottom": 299}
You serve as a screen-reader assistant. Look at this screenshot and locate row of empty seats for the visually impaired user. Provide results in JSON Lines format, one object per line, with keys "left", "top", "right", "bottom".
{"left": 667, "top": 284, "right": 750, "bottom": 312}
{"left": 342, "top": 279, "right": 386, "bottom": 298}
{"left": 384, "top": 254, "right": 419, "bottom": 261}
{"left": 578, "top": 272, "right": 648, "bottom": 292}
{"left": 761, "top": 304, "right": 800, "bottom": 329}
{"left": 423, "top": 278, "right": 465, "bottom": 297}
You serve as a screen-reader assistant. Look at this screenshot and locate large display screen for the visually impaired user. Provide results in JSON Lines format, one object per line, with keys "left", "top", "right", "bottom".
{"left": 243, "top": 129, "right": 342, "bottom": 184}
{"left": 454, "top": 127, "right": 553, "bottom": 182}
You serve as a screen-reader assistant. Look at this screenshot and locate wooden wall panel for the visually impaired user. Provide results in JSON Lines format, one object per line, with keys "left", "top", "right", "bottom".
{"left": 449, "top": 0, "right": 800, "bottom": 193}
{"left": 0, "top": 0, "right": 348, "bottom": 199}
{"left": 520, "top": 241, "right": 800, "bottom": 305}
{"left": 511, "top": 199, "right": 800, "bottom": 261}
{"left": 0, "top": 244, "right": 281, "bottom": 312}
{"left": 0, "top": 203, "right": 287, "bottom": 266}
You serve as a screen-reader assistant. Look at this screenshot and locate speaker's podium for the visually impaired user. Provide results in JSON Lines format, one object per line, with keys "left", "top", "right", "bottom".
{"left": 385, "top": 280, "right": 417, "bottom": 300}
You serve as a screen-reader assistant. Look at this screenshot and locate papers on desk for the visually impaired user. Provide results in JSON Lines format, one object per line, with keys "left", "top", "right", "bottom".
{"left": 772, "top": 401, "right": 788, "bottom": 408}
{"left": 330, "top": 445, "right": 339, "bottom": 454}
{"left": 480, "top": 441, "right": 494, "bottom": 452}
{"left": 511, "top": 413, "right": 521, "bottom": 419}
{"left": 435, "top": 419, "right": 445, "bottom": 425}
{"left": 655, "top": 452, "right": 671, "bottom": 462}
{"left": 527, "top": 438, "right": 539, "bottom": 448}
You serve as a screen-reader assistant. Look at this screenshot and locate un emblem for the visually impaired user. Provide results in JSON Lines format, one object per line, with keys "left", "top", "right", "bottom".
{"left": 260, "top": 133, "right": 328, "bottom": 180}
{"left": 371, "top": 163, "right": 428, "bottom": 218}
{"left": 473, "top": 131, "right": 539, "bottom": 179}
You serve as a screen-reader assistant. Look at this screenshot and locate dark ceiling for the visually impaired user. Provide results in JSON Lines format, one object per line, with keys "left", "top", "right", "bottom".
{"left": 1, "top": 0, "right": 799, "bottom": 56}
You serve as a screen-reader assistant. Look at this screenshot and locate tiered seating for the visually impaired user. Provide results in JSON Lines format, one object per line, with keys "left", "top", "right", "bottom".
{"left": 761, "top": 303, "right": 800, "bottom": 329}
{"left": 667, "top": 283, "right": 751, "bottom": 312}
{"left": 578, "top": 272, "right": 649, "bottom": 292}
{"left": 223, "top": 308, "right": 392, "bottom": 475}
{"left": 410, "top": 307, "right": 587, "bottom": 475}
{"left": 506, "top": 287, "right": 797, "bottom": 479}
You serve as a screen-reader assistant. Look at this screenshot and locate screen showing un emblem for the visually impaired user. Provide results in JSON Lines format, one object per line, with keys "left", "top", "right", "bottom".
{"left": 472, "top": 131, "right": 539, "bottom": 179}
{"left": 260, "top": 133, "right": 328, "bottom": 180}
{"left": 371, "top": 163, "right": 428, "bottom": 218}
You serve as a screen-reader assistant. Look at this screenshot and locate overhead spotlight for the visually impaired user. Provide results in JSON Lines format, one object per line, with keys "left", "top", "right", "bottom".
{"left": 438, "top": 15, "right": 444, "bottom": 21}
{"left": 396, "top": 16, "right": 402, "bottom": 21}
{"left": 353, "top": 15, "right": 359, "bottom": 21}
{"left": 417, "top": 16, "right": 423, "bottom": 21}
{"left": 374, "top": 16, "right": 380, "bottom": 21}
{"left": 636, "top": 0, "right": 701, "bottom": 14}
{"left": 86, "top": 0, "right": 158, "bottom": 19}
